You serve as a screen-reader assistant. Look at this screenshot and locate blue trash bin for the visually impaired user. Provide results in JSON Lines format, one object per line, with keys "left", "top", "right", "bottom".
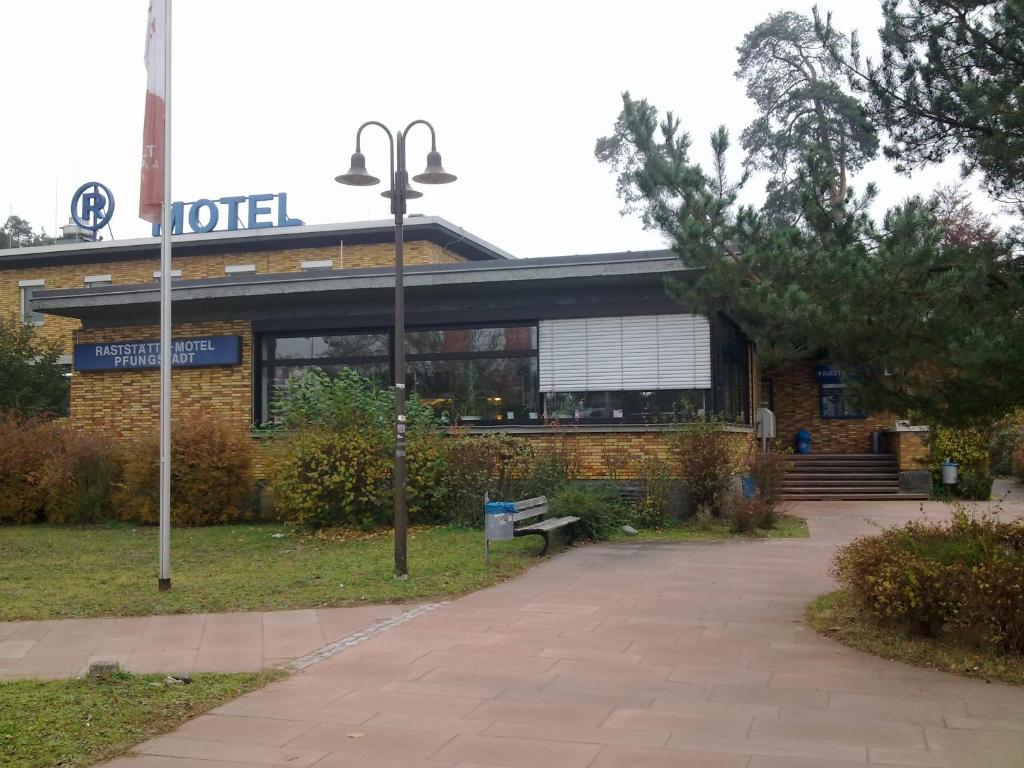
{"left": 741, "top": 475, "right": 756, "bottom": 498}
{"left": 795, "top": 429, "right": 811, "bottom": 454}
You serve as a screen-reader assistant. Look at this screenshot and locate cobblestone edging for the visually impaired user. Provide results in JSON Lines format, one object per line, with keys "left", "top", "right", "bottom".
{"left": 282, "top": 602, "right": 448, "bottom": 672}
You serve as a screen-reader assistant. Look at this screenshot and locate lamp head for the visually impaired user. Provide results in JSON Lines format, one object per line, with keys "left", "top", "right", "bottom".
{"left": 334, "top": 151, "right": 380, "bottom": 186}
{"left": 413, "top": 150, "right": 457, "bottom": 184}
{"left": 381, "top": 170, "right": 424, "bottom": 200}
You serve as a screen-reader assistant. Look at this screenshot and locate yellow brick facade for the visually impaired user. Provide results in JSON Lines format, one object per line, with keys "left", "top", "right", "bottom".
{"left": 0, "top": 240, "right": 458, "bottom": 353}
{"left": 887, "top": 430, "right": 931, "bottom": 472}
{"left": 515, "top": 429, "right": 753, "bottom": 480}
{"left": 765, "top": 360, "right": 894, "bottom": 454}
{"left": 70, "top": 320, "right": 253, "bottom": 442}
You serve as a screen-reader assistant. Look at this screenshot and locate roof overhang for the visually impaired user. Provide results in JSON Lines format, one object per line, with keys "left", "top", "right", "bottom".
{"left": 0, "top": 216, "right": 513, "bottom": 268}
{"left": 33, "top": 250, "right": 696, "bottom": 328}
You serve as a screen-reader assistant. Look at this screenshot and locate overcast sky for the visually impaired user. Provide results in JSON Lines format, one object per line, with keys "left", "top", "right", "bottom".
{"left": 0, "top": 1, "right": 1003, "bottom": 258}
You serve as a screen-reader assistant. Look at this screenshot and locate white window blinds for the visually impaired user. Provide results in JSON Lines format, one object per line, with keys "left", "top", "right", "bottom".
{"left": 539, "top": 314, "right": 711, "bottom": 392}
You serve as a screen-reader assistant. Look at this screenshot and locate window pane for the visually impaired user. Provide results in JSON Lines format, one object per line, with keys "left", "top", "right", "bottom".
{"left": 470, "top": 326, "right": 537, "bottom": 352}
{"left": 314, "top": 334, "right": 389, "bottom": 358}
{"left": 21, "top": 286, "right": 43, "bottom": 325}
{"left": 406, "top": 329, "right": 469, "bottom": 354}
{"left": 409, "top": 357, "right": 538, "bottom": 421}
{"left": 820, "top": 383, "right": 864, "bottom": 418}
{"left": 543, "top": 389, "right": 709, "bottom": 421}
{"left": 266, "top": 362, "right": 391, "bottom": 419}
{"left": 272, "top": 337, "right": 314, "bottom": 360}
{"left": 406, "top": 326, "right": 537, "bottom": 355}
{"left": 268, "top": 333, "right": 389, "bottom": 361}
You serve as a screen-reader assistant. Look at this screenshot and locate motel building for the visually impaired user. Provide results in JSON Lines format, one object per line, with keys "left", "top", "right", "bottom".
{"left": 1, "top": 206, "right": 932, "bottom": 500}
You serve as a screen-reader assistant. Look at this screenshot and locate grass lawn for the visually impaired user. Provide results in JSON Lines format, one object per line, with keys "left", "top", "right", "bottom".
{"left": 0, "top": 515, "right": 809, "bottom": 622}
{"left": 0, "top": 670, "right": 283, "bottom": 768}
{"left": 0, "top": 523, "right": 540, "bottom": 621}
{"left": 808, "top": 590, "right": 1024, "bottom": 687}
{"left": 609, "top": 513, "right": 808, "bottom": 542}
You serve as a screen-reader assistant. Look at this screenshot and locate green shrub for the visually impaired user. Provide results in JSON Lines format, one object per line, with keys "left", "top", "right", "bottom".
{"left": 548, "top": 483, "right": 624, "bottom": 541}
{"left": 0, "top": 411, "right": 50, "bottom": 524}
{"left": 42, "top": 429, "right": 123, "bottom": 524}
{"left": 0, "top": 314, "right": 69, "bottom": 417}
{"left": 670, "top": 416, "right": 751, "bottom": 517}
{"left": 957, "top": 470, "right": 993, "bottom": 501}
{"left": 270, "top": 426, "right": 391, "bottom": 529}
{"left": 990, "top": 411, "right": 1024, "bottom": 476}
{"left": 516, "top": 430, "right": 582, "bottom": 500}
{"left": 832, "top": 509, "right": 1024, "bottom": 651}
{"left": 750, "top": 451, "right": 791, "bottom": 505}
{"left": 406, "top": 431, "right": 453, "bottom": 524}
{"left": 0, "top": 415, "right": 123, "bottom": 525}
{"left": 440, "top": 433, "right": 534, "bottom": 527}
{"left": 957, "top": 559, "right": 1024, "bottom": 654}
{"left": 631, "top": 456, "right": 684, "bottom": 528}
{"left": 271, "top": 427, "right": 449, "bottom": 529}
{"left": 932, "top": 469, "right": 995, "bottom": 502}
{"left": 930, "top": 426, "right": 990, "bottom": 478}
{"left": 120, "top": 418, "right": 256, "bottom": 526}
{"left": 722, "top": 491, "right": 778, "bottom": 534}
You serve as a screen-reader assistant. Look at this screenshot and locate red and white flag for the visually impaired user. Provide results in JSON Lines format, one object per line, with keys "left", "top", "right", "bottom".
{"left": 139, "top": 0, "right": 166, "bottom": 224}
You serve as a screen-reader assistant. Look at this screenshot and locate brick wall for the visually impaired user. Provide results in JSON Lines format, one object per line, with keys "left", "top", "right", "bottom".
{"left": 245, "top": 428, "right": 755, "bottom": 482}
{"left": 766, "top": 360, "right": 893, "bottom": 453}
{"left": 1, "top": 240, "right": 460, "bottom": 353}
{"left": 70, "top": 320, "right": 253, "bottom": 442}
{"left": 513, "top": 428, "right": 753, "bottom": 480}
{"left": 887, "top": 430, "right": 930, "bottom": 472}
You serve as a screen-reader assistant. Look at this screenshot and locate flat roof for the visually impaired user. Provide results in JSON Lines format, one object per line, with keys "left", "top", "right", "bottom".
{"left": 0, "top": 216, "right": 514, "bottom": 268}
{"left": 32, "top": 249, "right": 692, "bottom": 324}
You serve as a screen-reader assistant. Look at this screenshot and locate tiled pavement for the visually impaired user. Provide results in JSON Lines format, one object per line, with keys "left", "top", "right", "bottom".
{"left": 92, "top": 496, "right": 1024, "bottom": 768}
{"left": 0, "top": 605, "right": 412, "bottom": 680}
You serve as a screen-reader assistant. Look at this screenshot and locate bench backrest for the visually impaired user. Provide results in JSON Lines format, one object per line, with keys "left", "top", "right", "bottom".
{"left": 511, "top": 496, "right": 548, "bottom": 522}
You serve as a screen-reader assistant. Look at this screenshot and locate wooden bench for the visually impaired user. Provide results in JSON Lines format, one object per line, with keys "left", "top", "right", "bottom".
{"left": 484, "top": 495, "right": 580, "bottom": 562}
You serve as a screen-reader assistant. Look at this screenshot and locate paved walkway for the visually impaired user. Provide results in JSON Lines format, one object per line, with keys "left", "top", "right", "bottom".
{"left": 94, "top": 497, "right": 1024, "bottom": 768}
{"left": 0, "top": 605, "right": 412, "bottom": 680}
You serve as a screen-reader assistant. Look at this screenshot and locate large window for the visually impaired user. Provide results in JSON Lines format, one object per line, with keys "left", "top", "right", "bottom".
{"left": 259, "top": 331, "right": 391, "bottom": 422}
{"left": 537, "top": 314, "right": 719, "bottom": 423}
{"left": 406, "top": 326, "right": 538, "bottom": 423}
{"left": 258, "top": 325, "right": 540, "bottom": 424}
{"left": 711, "top": 316, "right": 751, "bottom": 424}
{"left": 257, "top": 316, "right": 752, "bottom": 426}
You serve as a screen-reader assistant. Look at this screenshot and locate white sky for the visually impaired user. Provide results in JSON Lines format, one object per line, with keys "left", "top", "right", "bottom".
{"left": 0, "top": 0, "right": 1004, "bottom": 258}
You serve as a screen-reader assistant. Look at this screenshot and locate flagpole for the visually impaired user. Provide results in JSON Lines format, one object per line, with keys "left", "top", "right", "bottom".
{"left": 158, "top": 0, "right": 173, "bottom": 592}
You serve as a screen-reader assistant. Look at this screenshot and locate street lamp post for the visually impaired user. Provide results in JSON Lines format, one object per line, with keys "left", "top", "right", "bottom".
{"left": 335, "top": 120, "right": 456, "bottom": 578}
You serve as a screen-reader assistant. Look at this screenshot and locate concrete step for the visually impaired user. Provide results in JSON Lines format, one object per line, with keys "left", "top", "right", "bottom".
{"left": 778, "top": 487, "right": 901, "bottom": 499}
{"left": 786, "top": 472, "right": 898, "bottom": 480}
{"left": 786, "top": 472, "right": 897, "bottom": 480}
{"left": 789, "top": 453, "right": 895, "bottom": 460}
{"left": 778, "top": 481, "right": 901, "bottom": 487}
{"left": 788, "top": 459, "right": 897, "bottom": 468}
{"left": 783, "top": 493, "right": 929, "bottom": 501}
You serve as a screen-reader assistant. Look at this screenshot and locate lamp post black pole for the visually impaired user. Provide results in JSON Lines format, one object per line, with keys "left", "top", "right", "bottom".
{"left": 392, "top": 130, "right": 409, "bottom": 578}
{"left": 336, "top": 120, "right": 456, "bottom": 579}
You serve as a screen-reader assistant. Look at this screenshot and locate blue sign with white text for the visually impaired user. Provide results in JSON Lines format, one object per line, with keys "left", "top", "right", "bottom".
{"left": 814, "top": 365, "right": 845, "bottom": 384}
{"left": 74, "top": 336, "right": 242, "bottom": 372}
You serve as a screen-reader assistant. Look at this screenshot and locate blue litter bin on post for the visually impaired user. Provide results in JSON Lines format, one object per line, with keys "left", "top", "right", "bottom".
{"left": 795, "top": 429, "right": 811, "bottom": 454}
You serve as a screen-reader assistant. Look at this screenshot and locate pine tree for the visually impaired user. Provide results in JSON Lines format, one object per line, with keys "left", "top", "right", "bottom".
{"left": 595, "top": 10, "right": 1024, "bottom": 428}
{"left": 818, "top": 1, "right": 1024, "bottom": 211}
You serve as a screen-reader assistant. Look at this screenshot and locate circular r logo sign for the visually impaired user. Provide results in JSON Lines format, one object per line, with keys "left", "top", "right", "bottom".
{"left": 71, "top": 182, "right": 116, "bottom": 233}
